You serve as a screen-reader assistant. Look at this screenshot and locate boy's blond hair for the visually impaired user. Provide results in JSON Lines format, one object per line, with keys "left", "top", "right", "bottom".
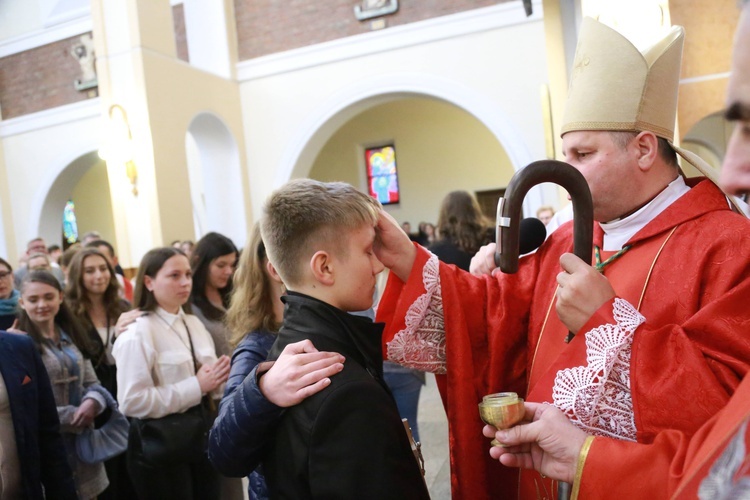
{"left": 260, "top": 179, "right": 381, "bottom": 287}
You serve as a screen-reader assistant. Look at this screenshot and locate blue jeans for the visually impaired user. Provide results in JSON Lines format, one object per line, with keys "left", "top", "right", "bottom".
{"left": 383, "top": 369, "right": 424, "bottom": 443}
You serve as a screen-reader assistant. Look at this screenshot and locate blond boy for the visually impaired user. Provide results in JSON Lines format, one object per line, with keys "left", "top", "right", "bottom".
{"left": 260, "top": 179, "right": 429, "bottom": 499}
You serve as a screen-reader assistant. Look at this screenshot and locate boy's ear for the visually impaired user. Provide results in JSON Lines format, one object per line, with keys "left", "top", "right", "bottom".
{"left": 265, "top": 260, "right": 284, "bottom": 284}
{"left": 309, "top": 250, "right": 335, "bottom": 286}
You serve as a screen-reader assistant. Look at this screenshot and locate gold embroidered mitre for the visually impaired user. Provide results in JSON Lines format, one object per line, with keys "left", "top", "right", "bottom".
{"left": 561, "top": 17, "right": 684, "bottom": 141}
{"left": 559, "top": 18, "right": 747, "bottom": 213}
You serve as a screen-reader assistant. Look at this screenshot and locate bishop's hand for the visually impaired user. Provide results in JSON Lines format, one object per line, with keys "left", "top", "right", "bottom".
{"left": 374, "top": 209, "right": 416, "bottom": 282}
{"left": 555, "top": 253, "right": 615, "bottom": 333}
{"left": 470, "top": 243, "right": 499, "bottom": 277}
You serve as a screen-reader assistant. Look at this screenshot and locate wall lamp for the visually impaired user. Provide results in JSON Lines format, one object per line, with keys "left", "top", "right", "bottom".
{"left": 99, "top": 104, "right": 138, "bottom": 196}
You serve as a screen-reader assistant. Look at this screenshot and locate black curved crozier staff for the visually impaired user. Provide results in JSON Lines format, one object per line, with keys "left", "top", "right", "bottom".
{"left": 493, "top": 159, "right": 594, "bottom": 500}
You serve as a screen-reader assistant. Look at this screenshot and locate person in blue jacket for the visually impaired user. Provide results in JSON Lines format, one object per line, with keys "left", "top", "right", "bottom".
{"left": 209, "top": 222, "right": 345, "bottom": 499}
{"left": 0, "top": 330, "right": 78, "bottom": 499}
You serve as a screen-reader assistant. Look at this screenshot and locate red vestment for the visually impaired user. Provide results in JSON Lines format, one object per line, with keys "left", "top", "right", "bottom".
{"left": 377, "top": 179, "right": 750, "bottom": 499}
{"left": 578, "top": 374, "right": 750, "bottom": 499}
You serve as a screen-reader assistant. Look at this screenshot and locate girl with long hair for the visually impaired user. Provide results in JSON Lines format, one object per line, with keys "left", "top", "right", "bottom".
{"left": 211, "top": 223, "right": 284, "bottom": 500}
{"left": 65, "top": 247, "right": 136, "bottom": 499}
{"left": 430, "top": 190, "right": 493, "bottom": 271}
{"left": 66, "top": 248, "right": 131, "bottom": 390}
{"left": 16, "top": 270, "right": 109, "bottom": 499}
{"left": 189, "top": 232, "right": 239, "bottom": 358}
{"left": 112, "top": 247, "right": 230, "bottom": 499}
{"left": 189, "top": 234, "right": 242, "bottom": 499}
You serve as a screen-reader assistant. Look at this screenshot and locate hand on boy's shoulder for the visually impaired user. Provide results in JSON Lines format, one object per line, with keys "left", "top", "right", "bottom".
{"left": 259, "top": 340, "right": 345, "bottom": 407}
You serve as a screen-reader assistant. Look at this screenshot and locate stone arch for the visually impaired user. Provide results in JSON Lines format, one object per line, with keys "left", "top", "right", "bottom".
{"left": 186, "top": 112, "right": 247, "bottom": 247}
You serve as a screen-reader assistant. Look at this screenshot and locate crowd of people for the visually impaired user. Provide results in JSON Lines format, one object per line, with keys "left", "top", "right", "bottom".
{"left": 2, "top": 198, "right": 485, "bottom": 499}
{"left": 3, "top": 4, "right": 750, "bottom": 499}
{"left": 0, "top": 178, "right": 501, "bottom": 499}
{"left": 0, "top": 231, "right": 246, "bottom": 498}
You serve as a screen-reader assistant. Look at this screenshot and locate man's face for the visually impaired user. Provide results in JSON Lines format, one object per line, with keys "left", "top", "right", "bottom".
{"left": 562, "top": 131, "right": 639, "bottom": 222}
{"left": 720, "top": 8, "right": 750, "bottom": 197}
{"left": 27, "top": 239, "right": 47, "bottom": 255}
{"left": 95, "top": 245, "right": 116, "bottom": 267}
{"left": 538, "top": 209, "right": 554, "bottom": 226}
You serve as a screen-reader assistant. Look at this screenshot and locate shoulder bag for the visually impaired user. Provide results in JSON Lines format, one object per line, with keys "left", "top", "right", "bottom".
{"left": 128, "top": 319, "right": 212, "bottom": 466}
{"left": 76, "top": 385, "right": 129, "bottom": 464}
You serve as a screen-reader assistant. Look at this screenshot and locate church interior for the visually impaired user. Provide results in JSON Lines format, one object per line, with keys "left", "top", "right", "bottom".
{"left": 0, "top": 1, "right": 744, "bottom": 498}
{"left": 0, "top": 0, "right": 737, "bottom": 269}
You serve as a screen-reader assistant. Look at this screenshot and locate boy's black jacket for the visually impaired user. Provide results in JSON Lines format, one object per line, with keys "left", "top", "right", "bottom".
{"left": 265, "top": 292, "right": 430, "bottom": 499}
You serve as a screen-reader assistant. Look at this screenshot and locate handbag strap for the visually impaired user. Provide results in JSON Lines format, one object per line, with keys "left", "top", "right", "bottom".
{"left": 181, "top": 319, "right": 200, "bottom": 374}
{"left": 181, "top": 319, "right": 217, "bottom": 414}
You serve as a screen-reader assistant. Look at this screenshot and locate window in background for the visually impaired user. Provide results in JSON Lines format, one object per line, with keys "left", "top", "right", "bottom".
{"left": 63, "top": 200, "right": 79, "bottom": 244}
{"left": 365, "top": 144, "right": 400, "bottom": 205}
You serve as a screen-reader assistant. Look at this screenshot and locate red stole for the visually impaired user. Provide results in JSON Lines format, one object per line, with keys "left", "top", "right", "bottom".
{"left": 519, "top": 228, "right": 676, "bottom": 499}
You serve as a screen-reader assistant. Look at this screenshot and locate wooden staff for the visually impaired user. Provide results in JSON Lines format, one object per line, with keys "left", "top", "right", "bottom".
{"left": 493, "top": 160, "right": 594, "bottom": 500}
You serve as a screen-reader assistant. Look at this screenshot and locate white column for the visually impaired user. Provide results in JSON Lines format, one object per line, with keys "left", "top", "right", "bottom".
{"left": 183, "top": 0, "right": 235, "bottom": 79}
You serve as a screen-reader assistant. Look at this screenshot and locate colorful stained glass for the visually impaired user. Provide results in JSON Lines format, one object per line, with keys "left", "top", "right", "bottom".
{"left": 365, "top": 144, "right": 400, "bottom": 205}
{"left": 63, "top": 200, "right": 78, "bottom": 244}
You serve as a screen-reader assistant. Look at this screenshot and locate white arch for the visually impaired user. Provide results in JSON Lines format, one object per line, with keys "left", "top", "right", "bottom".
{"left": 29, "top": 137, "right": 101, "bottom": 248}
{"left": 276, "top": 72, "right": 548, "bottom": 215}
{"left": 186, "top": 112, "right": 247, "bottom": 247}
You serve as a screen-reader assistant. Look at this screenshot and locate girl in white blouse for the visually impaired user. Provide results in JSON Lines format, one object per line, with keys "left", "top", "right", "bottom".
{"left": 113, "top": 247, "right": 230, "bottom": 499}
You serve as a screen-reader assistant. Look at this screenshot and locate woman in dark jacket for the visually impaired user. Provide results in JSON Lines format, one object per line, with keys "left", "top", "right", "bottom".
{"left": 0, "top": 330, "right": 77, "bottom": 499}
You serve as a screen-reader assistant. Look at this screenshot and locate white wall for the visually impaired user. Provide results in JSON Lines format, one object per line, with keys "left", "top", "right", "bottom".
{"left": 238, "top": 3, "right": 552, "bottom": 220}
{"left": 0, "top": 101, "right": 102, "bottom": 253}
{"left": 0, "top": 0, "right": 43, "bottom": 42}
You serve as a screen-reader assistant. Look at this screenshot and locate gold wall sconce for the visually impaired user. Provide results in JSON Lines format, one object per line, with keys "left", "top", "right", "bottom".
{"left": 99, "top": 104, "right": 138, "bottom": 196}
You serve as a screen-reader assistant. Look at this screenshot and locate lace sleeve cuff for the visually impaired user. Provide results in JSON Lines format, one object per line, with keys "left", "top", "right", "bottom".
{"left": 552, "top": 298, "right": 645, "bottom": 441}
{"left": 386, "top": 253, "right": 447, "bottom": 374}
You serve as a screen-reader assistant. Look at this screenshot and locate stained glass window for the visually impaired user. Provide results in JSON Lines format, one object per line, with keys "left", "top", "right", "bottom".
{"left": 63, "top": 200, "right": 78, "bottom": 244}
{"left": 365, "top": 144, "right": 400, "bottom": 205}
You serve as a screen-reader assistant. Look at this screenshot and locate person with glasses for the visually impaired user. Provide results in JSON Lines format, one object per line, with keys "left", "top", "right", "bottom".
{"left": 0, "top": 257, "right": 19, "bottom": 330}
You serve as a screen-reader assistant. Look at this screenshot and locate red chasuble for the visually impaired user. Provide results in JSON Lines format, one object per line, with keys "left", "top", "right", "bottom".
{"left": 377, "top": 179, "right": 750, "bottom": 500}
{"left": 577, "top": 374, "right": 750, "bottom": 499}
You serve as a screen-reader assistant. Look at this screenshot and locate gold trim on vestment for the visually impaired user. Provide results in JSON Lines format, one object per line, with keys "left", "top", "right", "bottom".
{"left": 571, "top": 435, "right": 595, "bottom": 500}
{"left": 528, "top": 284, "right": 560, "bottom": 393}
{"left": 636, "top": 226, "right": 678, "bottom": 310}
